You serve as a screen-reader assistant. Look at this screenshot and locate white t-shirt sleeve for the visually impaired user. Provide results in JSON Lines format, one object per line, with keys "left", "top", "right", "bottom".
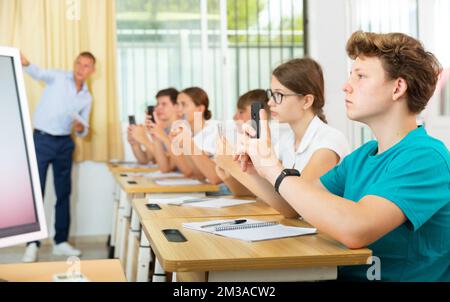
{"left": 314, "top": 128, "right": 350, "bottom": 163}
{"left": 193, "top": 121, "right": 219, "bottom": 156}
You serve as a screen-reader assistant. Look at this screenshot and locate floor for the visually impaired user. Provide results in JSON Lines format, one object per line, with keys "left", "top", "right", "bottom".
{"left": 0, "top": 237, "right": 109, "bottom": 264}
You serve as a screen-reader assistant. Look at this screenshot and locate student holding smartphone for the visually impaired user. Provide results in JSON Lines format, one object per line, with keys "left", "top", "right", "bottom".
{"left": 145, "top": 88, "right": 182, "bottom": 172}
{"left": 236, "top": 31, "right": 450, "bottom": 281}
{"left": 217, "top": 58, "right": 349, "bottom": 202}
{"left": 167, "top": 87, "right": 224, "bottom": 185}
{"left": 127, "top": 88, "right": 179, "bottom": 165}
{"left": 216, "top": 90, "right": 270, "bottom": 196}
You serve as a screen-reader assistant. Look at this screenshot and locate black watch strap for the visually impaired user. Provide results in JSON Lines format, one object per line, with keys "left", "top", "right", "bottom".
{"left": 274, "top": 169, "right": 301, "bottom": 194}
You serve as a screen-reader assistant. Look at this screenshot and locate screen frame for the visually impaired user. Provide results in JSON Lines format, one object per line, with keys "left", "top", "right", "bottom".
{"left": 0, "top": 46, "right": 48, "bottom": 248}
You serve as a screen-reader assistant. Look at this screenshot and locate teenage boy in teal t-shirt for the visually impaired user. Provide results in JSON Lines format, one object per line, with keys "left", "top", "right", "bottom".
{"left": 234, "top": 31, "right": 450, "bottom": 281}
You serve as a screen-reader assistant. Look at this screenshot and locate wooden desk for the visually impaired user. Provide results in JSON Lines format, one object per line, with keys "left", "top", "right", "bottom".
{"left": 112, "top": 174, "right": 219, "bottom": 281}
{"left": 141, "top": 216, "right": 372, "bottom": 282}
{"left": 107, "top": 164, "right": 159, "bottom": 259}
{"left": 132, "top": 197, "right": 279, "bottom": 221}
{"left": 116, "top": 175, "right": 219, "bottom": 194}
{"left": 107, "top": 162, "right": 159, "bottom": 173}
{"left": 129, "top": 196, "right": 279, "bottom": 282}
{"left": 0, "top": 260, "right": 126, "bottom": 282}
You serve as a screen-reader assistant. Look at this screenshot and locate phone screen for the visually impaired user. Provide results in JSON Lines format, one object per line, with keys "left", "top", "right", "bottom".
{"left": 147, "top": 106, "right": 155, "bottom": 122}
{"left": 251, "top": 102, "right": 264, "bottom": 139}
{"left": 128, "top": 115, "right": 136, "bottom": 125}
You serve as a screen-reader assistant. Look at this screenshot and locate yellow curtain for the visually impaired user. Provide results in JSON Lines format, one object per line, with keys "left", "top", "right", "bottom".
{"left": 0, "top": 0, "right": 124, "bottom": 162}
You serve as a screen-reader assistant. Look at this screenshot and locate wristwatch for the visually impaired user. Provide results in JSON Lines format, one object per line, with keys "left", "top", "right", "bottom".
{"left": 274, "top": 169, "right": 301, "bottom": 194}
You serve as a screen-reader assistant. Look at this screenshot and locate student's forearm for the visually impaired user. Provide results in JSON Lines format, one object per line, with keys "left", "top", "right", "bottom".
{"left": 222, "top": 176, "right": 255, "bottom": 197}
{"left": 131, "top": 144, "right": 149, "bottom": 164}
{"left": 265, "top": 167, "right": 375, "bottom": 248}
{"left": 142, "top": 141, "right": 155, "bottom": 163}
{"left": 220, "top": 157, "right": 298, "bottom": 217}
{"left": 153, "top": 141, "right": 171, "bottom": 172}
{"left": 190, "top": 154, "right": 222, "bottom": 185}
{"left": 184, "top": 155, "right": 206, "bottom": 180}
{"left": 171, "top": 153, "right": 194, "bottom": 177}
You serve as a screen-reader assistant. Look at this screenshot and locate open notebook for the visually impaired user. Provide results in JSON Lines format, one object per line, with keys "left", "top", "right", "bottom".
{"left": 183, "top": 218, "right": 317, "bottom": 242}
{"left": 148, "top": 197, "right": 256, "bottom": 208}
{"left": 154, "top": 179, "right": 204, "bottom": 186}
{"left": 139, "top": 171, "right": 184, "bottom": 179}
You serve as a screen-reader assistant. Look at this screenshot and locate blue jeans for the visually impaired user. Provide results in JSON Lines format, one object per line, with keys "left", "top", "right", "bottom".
{"left": 30, "top": 130, "right": 75, "bottom": 246}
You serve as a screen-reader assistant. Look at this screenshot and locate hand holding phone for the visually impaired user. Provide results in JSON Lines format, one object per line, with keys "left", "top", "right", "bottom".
{"left": 147, "top": 105, "right": 155, "bottom": 123}
{"left": 251, "top": 102, "right": 264, "bottom": 139}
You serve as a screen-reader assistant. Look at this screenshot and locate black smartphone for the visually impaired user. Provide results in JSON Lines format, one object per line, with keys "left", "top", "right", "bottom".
{"left": 162, "top": 229, "right": 187, "bottom": 242}
{"left": 128, "top": 115, "right": 136, "bottom": 125}
{"left": 251, "top": 102, "right": 264, "bottom": 139}
{"left": 147, "top": 105, "right": 155, "bottom": 122}
{"left": 146, "top": 203, "right": 161, "bottom": 211}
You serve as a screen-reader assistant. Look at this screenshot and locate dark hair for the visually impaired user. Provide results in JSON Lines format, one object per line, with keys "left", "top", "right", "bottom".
{"left": 181, "top": 87, "right": 212, "bottom": 120}
{"left": 273, "top": 58, "right": 327, "bottom": 123}
{"left": 156, "top": 87, "right": 179, "bottom": 105}
{"left": 237, "top": 89, "right": 270, "bottom": 115}
{"left": 346, "top": 31, "right": 442, "bottom": 113}
{"left": 78, "top": 51, "right": 96, "bottom": 65}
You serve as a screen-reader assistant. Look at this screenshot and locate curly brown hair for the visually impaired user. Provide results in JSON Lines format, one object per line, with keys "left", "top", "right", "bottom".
{"left": 346, "top": 31, "right": 442, "bottom": 113}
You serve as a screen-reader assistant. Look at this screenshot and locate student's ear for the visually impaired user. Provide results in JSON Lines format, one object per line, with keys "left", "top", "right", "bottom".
{"left": 198, "top": 104, "right": 206, "bottom": 114}
{"left": 303, "top": 95, "right": 315, "bottom": 110}
{"left": 392, "top": 77, "right": 408, "bottom": 101}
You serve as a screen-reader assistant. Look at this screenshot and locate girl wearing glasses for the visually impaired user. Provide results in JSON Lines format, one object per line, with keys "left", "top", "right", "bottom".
{"left": 267, "top": 58, "right": 349, "bottom": 180}
{"left": 215, "top": 58, "right": 349, "bottom": 206}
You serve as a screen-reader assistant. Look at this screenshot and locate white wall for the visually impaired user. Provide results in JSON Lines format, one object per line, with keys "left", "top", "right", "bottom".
{"left": 307, "top": 0, "right": 355, "bottom": 148}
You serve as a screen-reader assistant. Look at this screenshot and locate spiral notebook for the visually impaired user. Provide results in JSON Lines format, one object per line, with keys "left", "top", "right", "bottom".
{"left": 183, "top": 218, "right": 317, "bottom": 242}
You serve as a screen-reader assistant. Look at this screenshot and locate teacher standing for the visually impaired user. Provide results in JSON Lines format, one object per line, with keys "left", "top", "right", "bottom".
{"left": 20, "top": 52, "right": 95, "bottom": 263}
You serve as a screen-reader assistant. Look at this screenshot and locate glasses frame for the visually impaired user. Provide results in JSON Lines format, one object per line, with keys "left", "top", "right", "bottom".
{"left": 266, "top": 89, "right": 304, "bottom": 105}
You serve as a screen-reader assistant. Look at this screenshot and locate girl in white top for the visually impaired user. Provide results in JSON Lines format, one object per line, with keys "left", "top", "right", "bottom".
{"left": 275, "top": 116, "right": 349, "bottom": 171}
{"left": 169, "top": 87, "right": 222, "bottom": 184}
{"left": 267, "top": 58, "right": 349, "bottom": 179}
{"left": 216, "top": 58, "right": 349, "bottom": 212}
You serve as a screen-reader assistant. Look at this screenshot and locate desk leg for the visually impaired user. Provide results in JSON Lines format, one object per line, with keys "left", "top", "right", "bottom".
{"left": 152, "top": 259, "right": 167, "bottom": 282}
{"left": 125, "top": 209, "right": 141, "bottom": 282}
{"left": 136, "top": 230, "right": 152, "bottom": 282}
{"left": 119, "top": 191, "right": 131, "bottom": 269}
{"left": 114, "top": 189, "right": 128, "bottom": 258}
{"left": 109, "top": 200, "right": 119, "bottom": 258}
{"left": 207, "top": 267, "right": 338, "bottom": 282}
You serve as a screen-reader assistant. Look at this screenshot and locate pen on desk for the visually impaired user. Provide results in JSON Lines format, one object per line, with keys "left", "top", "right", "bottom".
{"left": 168, "top": 198, "right": 209, "bottom": 206}
{"left": 200, "top": 219, "right": 247, "bottom": 229}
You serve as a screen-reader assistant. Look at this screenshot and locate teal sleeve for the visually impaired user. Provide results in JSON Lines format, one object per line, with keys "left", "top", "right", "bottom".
{"left": 320, "top": 155, "right": 349, "bottom": 197}
{"left": 365, "top": 148, "right": 450, "bottom": 231}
